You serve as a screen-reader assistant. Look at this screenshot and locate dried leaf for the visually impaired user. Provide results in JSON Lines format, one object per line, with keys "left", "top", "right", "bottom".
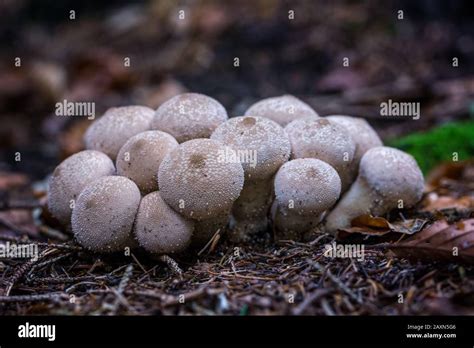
{"left": 421, "top": 193, "right": 473, "bottom": 212}
{"left": 389, "top": 219, "right": 474, "bottom": 264}
{"left": 338, "top": 214, "right": 427, "bottom": 237}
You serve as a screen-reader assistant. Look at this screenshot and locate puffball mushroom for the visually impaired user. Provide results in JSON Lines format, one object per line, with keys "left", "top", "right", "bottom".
{"left": 116, "top": 130, "right": 178, "bottom": 194}
{"left": 48, "top": 150, "right": 115, "bottom": 226}
{"left": 324, "top": 146, "right": 424, "bottom": 234}
{"left": 244, "top": 95, "right": 319, "bottom": 127}
{"left": 211, "top": 116, "right": 291, "bottom": 180}
{"left": 134, "top": 191, "right": 194, "bottom": 254}
{"left": 158, "top": 138, "right": 245, "bottom": 220}
{"left": 326, "top": 115, "right": 382, "bottom": 187}
{"left": 272, "top": 158, "right": 341, "bottom": 240}
{"left": 84, "top": 105, "right": 154, "bottom": 160}
{"left": 326, "top": 115, "right": 382, "bottom": 164}
{"left": 151, "top": 93, "right": 228, "bottom": 143}
{"left": 71, "top": 176, "right": 141, "bottom": 252}
{"left": 285, "top": 117, "right": 356, "bottom": 191}
{"left": 211, "top": 116, "right": 291, "bottom": 239}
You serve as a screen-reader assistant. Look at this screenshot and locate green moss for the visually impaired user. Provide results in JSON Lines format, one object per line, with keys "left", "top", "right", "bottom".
{"left": 387, "top": 121, "right": 474, "bottom": 175}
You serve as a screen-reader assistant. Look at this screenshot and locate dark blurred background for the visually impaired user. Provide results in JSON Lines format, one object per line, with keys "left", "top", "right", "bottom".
{"left": 1, "top": 0, "right": 473, "bottom": 178}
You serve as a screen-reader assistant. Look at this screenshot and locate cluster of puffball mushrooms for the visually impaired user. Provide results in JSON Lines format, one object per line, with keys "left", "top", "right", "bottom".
{"left": 47, "top": 93, "right": 425, "bottom": 256}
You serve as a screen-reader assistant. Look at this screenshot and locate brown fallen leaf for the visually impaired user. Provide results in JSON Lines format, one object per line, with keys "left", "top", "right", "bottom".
{"left": 421, "top": 192, "right": 473, "bottom": 212}
{"left": 338, "top": 214, "right": 427, "bottom": 237}
{"left": 389, "top": 219, "right": 474, "bottom": 264}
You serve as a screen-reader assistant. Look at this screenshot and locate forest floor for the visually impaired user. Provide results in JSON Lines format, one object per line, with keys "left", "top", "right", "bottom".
{"left": 0, "top": 160, "right": 473, "bottom": 315}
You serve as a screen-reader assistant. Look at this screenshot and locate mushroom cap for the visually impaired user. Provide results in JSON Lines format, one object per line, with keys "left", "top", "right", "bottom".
{"left": 71, "top": 176, "right": 141, "bottom": 252}
{"left": 274, "top": 158, "right": 341, "bottom": 216}
{"left": 244, "top": 95, "right": 319, "bottom": 127}
{"left": 84, "top": 106, "right": 154, "bottom": 160}
{"left": 359, "top": 146, "right": 424, "bottom": 212}
{"left": 116, "top": 130, "right": 178, "bottom": 194}
{"left": 284, "top": 117, "right": 356, "bottom": 187}
{"left": 48, "top": 150, "right": 115, "bottom": 226}
{"left": 211, "top": 116, "right": 291, "bottom": 180}
{"left": 326, "top": 115, "right": 382, "bottom": 163}
{"left": 158, "top": 138, "right": 245, "bottom": 220}
{"left": 151, "top": 93, "right": 228, "bottom": 143}
{"left": 134, "top": 191, "right": 194, "bottom": 254}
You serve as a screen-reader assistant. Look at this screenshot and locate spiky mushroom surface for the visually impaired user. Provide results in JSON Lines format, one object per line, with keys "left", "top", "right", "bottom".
{"left": 152, "top": 93, "right": 228, "bottom": 143}
{"left": 48, "top": 150, "right": 115, "bottom": 226}
{"left": 285, "top": 117, "right": 356, "bottom": 190}
{"left": 324, "top": 146, "right": 424, "bottom": 234}
{"left": 71, "top": 176, "right": 141, "bottom": 252}
{"left": 211, "top": 116, "right": 291, "bottom": 180}
{"left": 134, "top": 191, "right": 194, "bottom": 254}
{"left": 84, "top": 106, "right": 154, "bottom": 160}
{"left": 245, "top": 94, "right": 319, "bottom": 127}
{"left": 158, "top": 138, "right": 244, "bottom": 220}
{"left": 116, "top": 130, "right": 178, "bottom": 194}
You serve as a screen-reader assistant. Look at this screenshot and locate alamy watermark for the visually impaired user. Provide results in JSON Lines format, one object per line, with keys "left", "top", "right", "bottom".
{"left": 380, "top": 99, "right": 420, "bottom": 120}
{"left": 323, "top": 242, "right": 365, "bottom": 261}
{"left": 55, "top": 99, "right": 95, "bottom": 120}
{"left": 218, "top": 147, "right": 258, "bottom": 168}
{"left": 0, "top": 242, "right": 39, "bottom": 261}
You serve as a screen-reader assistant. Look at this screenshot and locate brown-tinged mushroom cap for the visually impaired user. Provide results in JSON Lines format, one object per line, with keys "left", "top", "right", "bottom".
{"left": 151, "top": 93, "right": 228, "bottom": 143}
{"left": 116, "top": 130, "right": 178, "bottom": 194}
{"left": 324, "top": 146, "right": 424, "bottom": 234}
{"left": 71, "top": 176, "right": 141, "bottom": 252}
{"left": 211, "top": 116, "right": 291, "bottom": 180}
{"left": 158, "top": 139, "right": 244, "bottom": 220}
{"left": 274, "top": 158, "right": 341, "bottom": 216}
{"left": 284, "top": 117, "right": 356, "bottom": 190}
{"left": 48, "top": 150, "right": 115, "bottom": 226}
{"left": 244, "top": 95, "right": 319, "bottom": 127}
{"left": 134, "top": 191, "right": 194, "bottom": 254}
{"left": 326, "top": 115, "right": 382, "bottom": 164}
{"left": 84, "top": 105, "right": 154, "bottom": 160}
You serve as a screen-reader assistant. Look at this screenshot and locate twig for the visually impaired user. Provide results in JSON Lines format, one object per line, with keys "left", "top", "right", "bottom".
{"left": 158, "top": 255, "right": 183, "bottom": 277}
{"left": 0, "top": 292, "right": 68, "bottom": 303}
{"left": 312, "top": 261, "right": 363, "bottom": 305}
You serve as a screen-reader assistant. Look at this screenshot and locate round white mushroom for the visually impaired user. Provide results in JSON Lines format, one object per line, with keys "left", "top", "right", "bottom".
{"left": 116, "top": 130, "right": 178, "bottom": 194}
{"left": 272, "top": 158, "right": 341, "bottom": 240}
{"left": 285, "top": 117, "right": 356, "bottom": 191}
{"left": 245, "top": 94, "right": 319, "bottom": 127}
{"left": 211, "top": 116, "right": 291, "bottom": 180}
{"left": 151, "top": 93, "right": 228, "bottom": 143}
{"left": 48, "top": 150, "right": 115, "bottom": 226}
{"left": 72, "top": 176, "right": 141, "bottom": 252}
{"left": 134, "top": 191, "right": 194, "bottom": 254}
{"left": 324, "top": 146, "right": 424, "bottom": 234}
{"left": 158, "top": 139, "right": 244, "bottom": 220}
{"left": 84, "top": 105, "right": 154, "bottom": 160}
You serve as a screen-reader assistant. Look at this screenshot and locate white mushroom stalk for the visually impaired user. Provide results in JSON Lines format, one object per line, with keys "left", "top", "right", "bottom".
{"left": 324, "top": 146, "right": 424, "bottom": 234}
